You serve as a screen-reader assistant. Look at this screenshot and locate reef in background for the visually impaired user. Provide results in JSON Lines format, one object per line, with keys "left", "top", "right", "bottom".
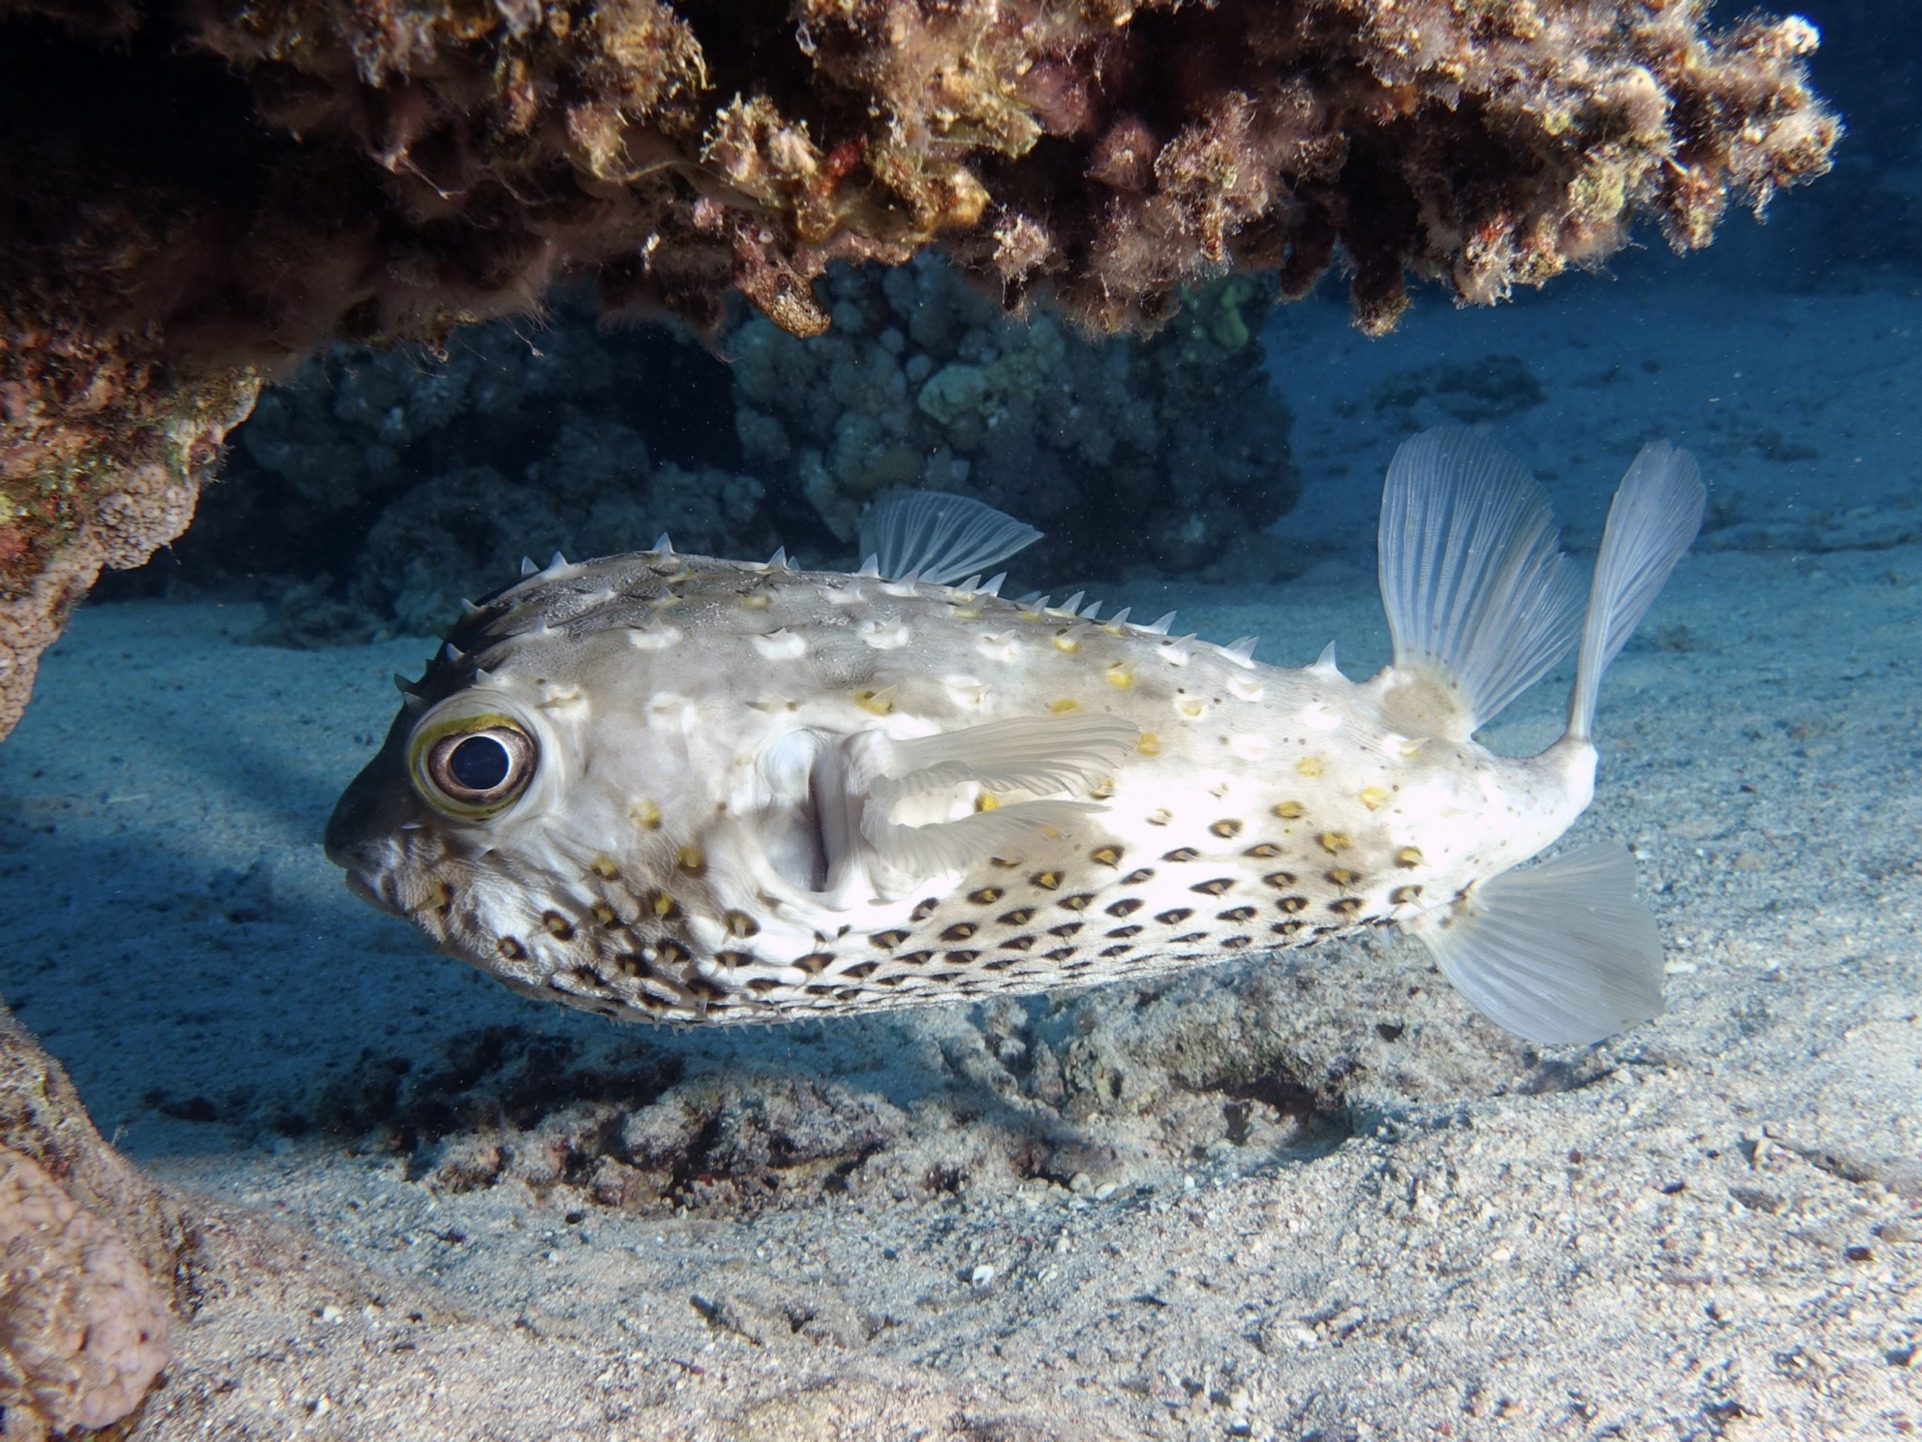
{"left": 0, "top": 0, "right": 1839, "bottom": 732}
{"left": 128, "top": 264, "right": 1297, "bottom": 641}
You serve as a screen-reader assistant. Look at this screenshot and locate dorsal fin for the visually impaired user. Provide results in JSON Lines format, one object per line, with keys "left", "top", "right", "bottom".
{"left": 859, "top": 491, "right": 1042, "bottom": 586}
{"left": 1377, "top": 428, "right": 1585, "bottom": 739}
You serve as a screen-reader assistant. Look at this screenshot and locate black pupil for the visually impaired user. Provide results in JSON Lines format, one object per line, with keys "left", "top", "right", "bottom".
{"left": 448, "top": 734, "right": 512, "bottom": 792}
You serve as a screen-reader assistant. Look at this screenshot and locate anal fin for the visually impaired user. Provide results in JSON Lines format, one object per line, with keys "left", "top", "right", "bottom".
{"left": 1408, "top": 843, "right": 1663, "bottom": 1045}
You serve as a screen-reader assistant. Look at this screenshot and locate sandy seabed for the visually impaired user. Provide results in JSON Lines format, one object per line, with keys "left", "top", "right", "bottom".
{"left": 1, "top": 242, "right": 1919, "bottom": 1439}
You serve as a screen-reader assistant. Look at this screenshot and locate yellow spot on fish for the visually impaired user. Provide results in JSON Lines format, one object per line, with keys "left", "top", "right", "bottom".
{"left": 1318, "top": 832, "right": 1353, "bottom": 855}
{"left": 649, "top": 891, "right": 681, "bottom": 921}
{"left": 739, "top": 590, "right": 773, "bottom": 610}
{"left": 1176, "top": 696, "right": 1206, "bottom": 719}
{"left": 1090, "top": 845, "right": 1124, "bottom": 867}
{"left": 1137, "top": 732, "right": 1161, "bottom": 755}
{"left": 951, "top": 600, "right": 984, "bottom": 620}
{"left": 589, "top": 854, "right": 620, "bottom": 879}
{"left": 631, "top": 799, "right": 662, "bottom": 830}
{"left": 854, "top": 688, "right": 895, "bottom": 715}
{"left": 1396, "top": 846, "right": 1425, "bottom": 868}
{"left": 1106, "top": 663, "right": 1134, "bottom": 688}
{"left": 725, "top": 910, "right": 761, "bottom": 937}
{"left": 675, "top": 844, "right": 705, "bottom": 873}
{"left": 975, "top": 792, "right": 1000, "bottom": 811}
{"left": 1048, "top": 697, "right": 1081, "bottom": 714}
{"left": 1296, "top": 756, "right": 1324, "bottom": 778}
{"left": 1273, "top": 800, "right": 1306, "bottom": 820}
{"left": 591, "top": 903, "right": 617, "bottom": 925}
{"left": 1359, "top": 786, "right": 1390, "bottom": 811}
{"left": 1210, "top": 819, "right": 1244, "bottom": 839}
{"left": 1053, "top": 631, "right": 1080, "bottom": 654}
{"left": 542, "top": 911, "right": 574, "bottom": 937}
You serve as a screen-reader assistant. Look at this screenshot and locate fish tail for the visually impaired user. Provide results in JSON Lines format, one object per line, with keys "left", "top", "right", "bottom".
{"left": 1563, "top": 442, "right": 1707, "bottom": 743}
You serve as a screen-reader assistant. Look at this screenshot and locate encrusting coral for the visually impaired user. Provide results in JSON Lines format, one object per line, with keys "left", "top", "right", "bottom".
{"left": 0, "top": 1004, "right": 185, "bottom": 1439}
{"left": 0, "top": 0, "right": 1839, "bottom": 735}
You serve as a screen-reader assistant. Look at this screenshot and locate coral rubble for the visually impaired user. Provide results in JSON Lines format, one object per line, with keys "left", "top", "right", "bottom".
{"left": 0, "top": 0, "right": 1839, "bottom": 734}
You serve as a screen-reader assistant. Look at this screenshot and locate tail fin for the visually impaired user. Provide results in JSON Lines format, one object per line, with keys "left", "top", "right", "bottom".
{"left": 1565, "top": 443, "right": 1706, "bottom": 742}
{"left": 1377, "top": 429, "right": 1586, "bottom": 741}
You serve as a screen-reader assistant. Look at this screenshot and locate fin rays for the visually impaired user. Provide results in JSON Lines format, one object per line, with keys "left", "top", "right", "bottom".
{"left": 1378, "top": 428, "right": 1585, "bottom": 738}
{"left": 859, "top": 491, "right": 1043, "bottom": 586}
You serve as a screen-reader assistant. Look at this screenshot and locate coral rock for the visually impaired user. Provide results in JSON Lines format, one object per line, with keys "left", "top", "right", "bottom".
{"left": 0, "top": 0, "right": 1840, "bottom": 734}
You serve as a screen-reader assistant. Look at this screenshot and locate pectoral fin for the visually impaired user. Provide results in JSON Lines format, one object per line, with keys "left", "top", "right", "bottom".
{"left": 860, "top": 714, "right": 1137, "bottom": 880}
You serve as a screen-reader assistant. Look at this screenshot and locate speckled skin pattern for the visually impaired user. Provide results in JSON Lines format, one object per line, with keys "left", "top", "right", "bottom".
{"left": 326, "top": 551, "right": 1596, "bottom": 1024}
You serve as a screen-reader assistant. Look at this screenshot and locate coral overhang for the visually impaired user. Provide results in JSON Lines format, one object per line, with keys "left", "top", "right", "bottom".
{"left": 0, "top": 0, "right": 1838, "bottom": 736}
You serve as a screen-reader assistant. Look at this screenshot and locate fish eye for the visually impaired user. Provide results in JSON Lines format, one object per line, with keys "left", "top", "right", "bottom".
{"left": 407, "top": 712, "right": 537, "bottom": 818}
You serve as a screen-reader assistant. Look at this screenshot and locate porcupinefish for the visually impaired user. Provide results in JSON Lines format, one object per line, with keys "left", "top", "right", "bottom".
{"left": 326, "top": 429, "right": 1705, "bottom": 1045}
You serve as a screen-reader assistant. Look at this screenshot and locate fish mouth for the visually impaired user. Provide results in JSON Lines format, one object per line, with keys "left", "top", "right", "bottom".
{"left": 338, "top": 865, "right": 405, "bottom": 918}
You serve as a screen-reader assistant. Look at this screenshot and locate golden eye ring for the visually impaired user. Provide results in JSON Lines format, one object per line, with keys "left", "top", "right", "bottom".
{"left": 407, "top": 712, "right": 538, "bottom": 818}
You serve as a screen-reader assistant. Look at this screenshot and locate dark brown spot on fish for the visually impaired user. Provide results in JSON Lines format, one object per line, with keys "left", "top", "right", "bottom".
{"left": 1106, "top": 898, "right": 1145, "bottom": 918}
{"left": 1190, "top": 877, "right": 1236, "bottom": 897}
{"left": 968, "top": 887, "right": 1004, "bottom": 905}
{"left": 796, "top": 952, "right": 836, "bottom": 973}
{"left": 1217, "top": 906, "right": 1257, "bottom": 924}
{"left": 1329, "top": 897, "right": 1365, "bottom": 919}
{"left": 940, "top": 922, "right": 978, "bottom": 942}
{"left": 1106, "top": 925, "right": 1143, "bottom": 939}
{"left": 541, "top": 911, "right": 575, "bottom": 939}
{"left": 1326, "top": 868, "right": 1360, "bottom": 889}
{"left": 725, "top": 910, "right": 761, "bottom": 938}
{"left": 1044, "top": 947, "right": 1078, "bottom": 961}
{"left": 1244, "top": 843, "right": 1285, "bottom": 858}
{"left": 1271, "top": 920, "right": 1304, "bottom": 936}
{"left": 869, "top": 929, "right": 910, "bottom": 949}
{"left": 999, "top": 935, "right": 1037, "bottom": 952}
{"left": 911, "top": 897, "right": 941, "bottom": 922}
{"left": 1220, "top": 936, "right": 1253, "bottom": 950}
{"left": 1155, "top": 907, "right": 1194, "bottom": 925}
{"left": 1390, "top": 885, "right": 1423, "bottom": 904}
{"left": 746, "top": 978, "right": 783, "bottom": 994}
{"left": 1261, "top": 871, "right": 1299, "bottom": 888}
{"left": 1059, "top": 893, "right": 1094, "bottom": 912}
{"left": 1209, "top": 819, "right": 1243, "bottom": 839}
{"left": 1120, "top": 868, "right": 1155, "bottom": 886}
{"left": 984, "top": 957, "right": 1019, "bottom": 972}
{"left": 1162, "top": 847, "right": 1200, "bottom": 862}
{"left": 653, "top": 939, "right": 692, "bottom": 966}
{"left": 715, "top": 950, "right": 754, "bottom": 968}
{"left": 647, "top": 891, "right": 682, "bottom": 923}
{"left": 1090, "top": 845, "right": 1125, "bottom": 867}
{"left": 897, "top": 950, "right": 934, "bottom": 965}
{"left": 497, "top": 936, "right": 526, "bottom": 961}
{"left": 1277, "top": 896, "right": 1309, "bottom": 914}
{"left": 1099, "top": 944, "right": 1134, "bottom": 958}
{"left": 1173, "top": 932, "right": 1209, "bottom": 945}
{"left": 1030, "top": 870, "right": 1063, "bottom": 890}
{"left": 1048, "top": 922, "right": 1084, "bottom": 939}
{"left": 998, "top": 908, "right": 1037, "bottom": 926}
{"left": 944, "top": 950, "right": 980, "bottom": 965}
